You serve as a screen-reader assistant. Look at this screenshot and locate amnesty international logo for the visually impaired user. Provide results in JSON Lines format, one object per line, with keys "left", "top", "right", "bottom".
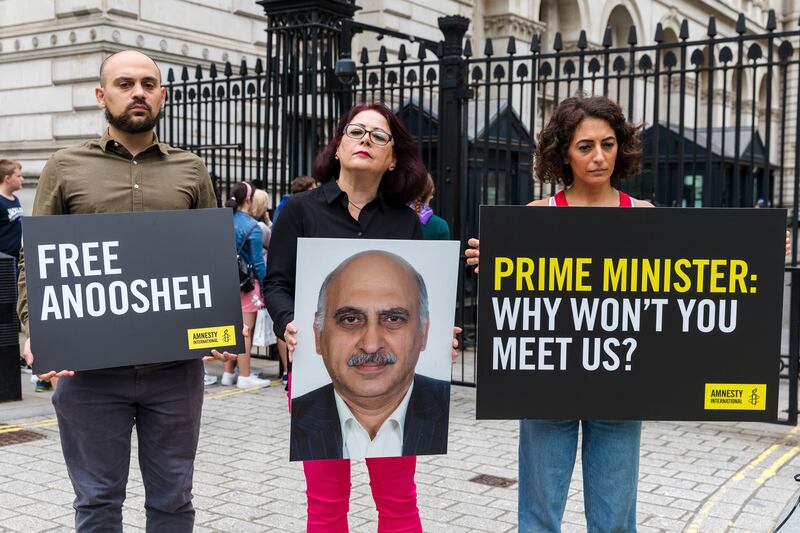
{"left": 704, "top": 383, "right": 766, "bottom": 411}
{"left": 749, "top": 387, "right": 761, "bottom": 406}
{"left": 187, "top": 325, "right": 236, "bottom": 350}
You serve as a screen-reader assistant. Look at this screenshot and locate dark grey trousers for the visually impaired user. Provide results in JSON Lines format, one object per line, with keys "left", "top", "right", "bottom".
{"left": 52, "top": 359, "right": 204, "bottom": 533}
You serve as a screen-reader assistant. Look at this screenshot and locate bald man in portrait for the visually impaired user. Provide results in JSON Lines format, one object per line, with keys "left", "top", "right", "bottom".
{"left": 290, "top": 250, "right": 450, "bottom": 461}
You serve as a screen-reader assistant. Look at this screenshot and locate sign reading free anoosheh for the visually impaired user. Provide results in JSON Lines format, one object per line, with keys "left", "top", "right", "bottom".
{"left": 477, "top": 206, "right": 786, "bottom": 421}
{"left": 24, "top": 209, "right": 244, "bottom": 372}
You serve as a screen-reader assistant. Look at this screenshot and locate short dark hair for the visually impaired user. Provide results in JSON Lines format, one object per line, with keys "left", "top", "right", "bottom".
{"left": 291, "top": 176, "right": 317, "bottom": 194}
{"left": 313, "top": 102, "right": 427, "bottom": 205}
{"left": 225, "top": 181, "right": 255, "bottom": 212}
{"left": 534, "top": 95, "right": 642, "bottom": 187}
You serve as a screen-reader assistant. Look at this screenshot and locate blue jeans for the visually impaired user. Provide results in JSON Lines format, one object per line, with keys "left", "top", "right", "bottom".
{"left": 518, "top": 419, "right": 641, "bottom": 533}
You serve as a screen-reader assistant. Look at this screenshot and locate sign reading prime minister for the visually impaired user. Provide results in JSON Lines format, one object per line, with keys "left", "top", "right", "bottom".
{"left": 290, "top": 251, "right": 450, "bottom": 461}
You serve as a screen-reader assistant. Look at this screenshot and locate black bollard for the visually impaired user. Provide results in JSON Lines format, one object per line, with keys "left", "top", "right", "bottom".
{"left": 0, "top": 252, "right": 21, "bottom": 402}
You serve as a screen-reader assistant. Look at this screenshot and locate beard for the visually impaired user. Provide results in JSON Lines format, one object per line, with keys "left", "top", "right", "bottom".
{"left": 105, "top": 99, "right": 161, "bottom": 134}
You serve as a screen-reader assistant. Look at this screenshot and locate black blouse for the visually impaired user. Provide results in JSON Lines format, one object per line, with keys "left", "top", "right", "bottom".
{"left": 264, "top": 179, "right": 423, "bottom": 339}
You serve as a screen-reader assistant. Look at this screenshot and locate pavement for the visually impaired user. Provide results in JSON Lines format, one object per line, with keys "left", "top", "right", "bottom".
{"left": 1, "top": 350, "right": 800, "bottom": 533}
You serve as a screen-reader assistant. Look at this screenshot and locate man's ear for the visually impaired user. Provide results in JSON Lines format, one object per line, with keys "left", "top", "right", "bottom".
{"left": 313, "top": 314, "right": 323, "bottom": 355}
{"left": 160, "top": 87, "right": 167, "bottom": 109}
{"left": 96, "top": 86, "right": 106, "bottom": 109}
{"left": 418, "top": 316, "right": 430, "bottom": 352}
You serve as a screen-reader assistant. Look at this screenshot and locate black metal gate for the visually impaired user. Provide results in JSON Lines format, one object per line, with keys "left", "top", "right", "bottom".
{"left": 157, "top": 1, "right": 800, "bottom": 397}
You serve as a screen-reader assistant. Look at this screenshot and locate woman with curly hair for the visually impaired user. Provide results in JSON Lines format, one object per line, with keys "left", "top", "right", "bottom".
{"left": 466, "top": 94, "right": 651, "bottom": 532}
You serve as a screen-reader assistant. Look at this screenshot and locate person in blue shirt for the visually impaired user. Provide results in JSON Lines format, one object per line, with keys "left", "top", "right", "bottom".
{"left": 0, "top": 159, "right": 24, "bottom": 264}
{"left": 223, "top": 181, "right": 270, "bottom": 389}
{"left": 273, "top": 175, "right": 317, "bottom": 223}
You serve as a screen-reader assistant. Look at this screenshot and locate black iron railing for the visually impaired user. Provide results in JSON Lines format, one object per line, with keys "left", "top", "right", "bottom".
{"left": 158, "top": 3, "right": 800, "bottom": 392}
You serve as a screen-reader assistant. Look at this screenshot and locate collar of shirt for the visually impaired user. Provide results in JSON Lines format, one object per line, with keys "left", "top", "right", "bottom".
{"left": 90, "top": 129, "right": 170, "bottom": 158}
{"left": 333, "top": 381, "right": 414, "bottom": 460}
{"left": 320, "top": 179, "right": 388, "bottom": 212}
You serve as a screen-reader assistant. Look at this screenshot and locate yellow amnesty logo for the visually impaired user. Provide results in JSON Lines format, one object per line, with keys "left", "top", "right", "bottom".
{"left": 187, "top": 325, "right": 235, "bottom": 350}
{"left": 704, "top": 383, "right": 766, "bottom": 410}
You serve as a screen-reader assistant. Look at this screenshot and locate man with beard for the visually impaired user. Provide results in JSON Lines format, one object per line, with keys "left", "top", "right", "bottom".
{"left": 290, "top": 250, "right": 450, "bottom": 461}
{"left": 17, "top": 50, "right": 234, "bottom": 532}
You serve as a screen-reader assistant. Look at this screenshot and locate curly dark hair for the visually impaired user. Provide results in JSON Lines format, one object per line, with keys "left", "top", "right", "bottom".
{"left": 313, "top": 102, "right": 427, "bottom": 205}
{"left": 534, "top": 95, "right": 642, "bottom": 187}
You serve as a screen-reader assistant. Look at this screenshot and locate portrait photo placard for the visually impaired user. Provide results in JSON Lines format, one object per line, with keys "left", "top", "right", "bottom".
{"left": 477, "top": 206, "right": 786, "bottom": 422}
{"left": 23, "top": 208, "right": 244, "bottom": 372}
{"left": 290, "top": 238, "right": 460, "bottom": 461}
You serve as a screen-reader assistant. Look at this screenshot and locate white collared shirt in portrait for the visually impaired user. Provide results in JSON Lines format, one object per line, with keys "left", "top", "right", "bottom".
{"left": 334, "top": 382, "right": 415, "bottom": 459}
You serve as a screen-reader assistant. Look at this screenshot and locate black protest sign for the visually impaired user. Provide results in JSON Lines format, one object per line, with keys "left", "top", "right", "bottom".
{"left": 24, "top": 209, "right": 244, "bottom": 372}
{"left": 477, "top": 206, "right": 785, "bottom": 421}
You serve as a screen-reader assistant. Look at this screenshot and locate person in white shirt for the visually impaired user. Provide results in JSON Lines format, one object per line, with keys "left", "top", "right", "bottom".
{"left": 290, "top": 250, "right": 450, "bottom": 461}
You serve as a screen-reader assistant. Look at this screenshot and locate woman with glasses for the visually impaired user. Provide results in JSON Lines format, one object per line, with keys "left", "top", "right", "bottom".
{"left": 264, "top": 102, "right": 429, "bottom": 532}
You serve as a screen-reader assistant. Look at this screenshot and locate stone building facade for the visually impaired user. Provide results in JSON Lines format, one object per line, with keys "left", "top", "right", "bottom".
{"left": 0, "top": 0, "right": 266, "bottom": 175}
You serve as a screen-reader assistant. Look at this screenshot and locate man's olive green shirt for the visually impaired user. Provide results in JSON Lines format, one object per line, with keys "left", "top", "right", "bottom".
{"left": 17, "top": 130, "right": 217, "bottom": 334}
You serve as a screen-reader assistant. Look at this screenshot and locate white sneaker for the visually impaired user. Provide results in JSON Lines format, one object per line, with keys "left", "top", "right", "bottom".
{"left": 204, "top": 373, "right": 218, "bottom": 386}
{"left": 236, "top": 374, "right": 271, "bottom": 389}
{"left": 221, "top": 371, "right": 237, "bottom": 386}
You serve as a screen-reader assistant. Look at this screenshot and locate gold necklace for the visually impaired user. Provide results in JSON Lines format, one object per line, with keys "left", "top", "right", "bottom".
{"left": 348, "top": 199, "right": 367, "bottom": 211}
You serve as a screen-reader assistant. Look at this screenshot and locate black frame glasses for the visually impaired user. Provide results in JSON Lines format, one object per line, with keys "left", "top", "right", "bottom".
{"left": 343, "top": 123, "right": 393, "bottom": 146}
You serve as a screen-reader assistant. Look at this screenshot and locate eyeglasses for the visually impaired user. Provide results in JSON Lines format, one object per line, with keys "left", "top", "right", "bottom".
{"left": 344, "top": 123, "right": 393, "bottom": 146}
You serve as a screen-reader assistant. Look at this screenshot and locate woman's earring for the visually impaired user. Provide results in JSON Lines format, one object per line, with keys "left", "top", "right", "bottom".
{"left": 335, "top": 154, "right": 339, "bottom": 160}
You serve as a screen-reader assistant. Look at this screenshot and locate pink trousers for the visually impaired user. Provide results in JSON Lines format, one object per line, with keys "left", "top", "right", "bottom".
{"left": 288, "top": 373, "right": 422, "bottom": 532}
{"left": 304, "top": 457, "right": 421, "bottom": 532}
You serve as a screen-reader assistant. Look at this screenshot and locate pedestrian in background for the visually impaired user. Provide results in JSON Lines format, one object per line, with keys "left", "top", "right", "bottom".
{"left": 273, "top": 175, "right": 316, "bottom": 223}
{"left": 0, "top": 159, "right": 24, "bottom": 265}
{"left": 250, "top": 189, "right": 272, "bottom": 270}
{"left": 222, "top": 181, "right": 271, "bottom": 389}
{"left": 411, "top": 173, "right": 450, "bottom": 240}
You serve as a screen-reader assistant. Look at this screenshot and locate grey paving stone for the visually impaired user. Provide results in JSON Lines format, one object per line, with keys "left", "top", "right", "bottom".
{"left": 705, "top": 500, "right": 744, "bottom": 519}
{"left": 217, "top": 489, "right": 273, "bottom": 508}
{"left": 636, "top": 501, "right": 687, "bottom": 520}
{"left": 731, "top": 510, "right": 777, "bottom": 530}
{"left": 453, "top": 513, "right": 515, "bottom": 532}
{"left": 14, "top": 502, "right": 72, "bottom": 521}
{"left": 686, "top": 515, "right": 732, "bottom": 533}
{"left": 641, "top": 473, "right": 698, "bottom": 490}
{"left": 641, "top": 514, "right": 687, "bottom": 530}
{"left": 446, "top": 501, "right": 505, "bottom": 520}
{"left": 414, "top": 521, "right": 471, "bottom": 533}
{"left": 205, "top": 516, "right": 273, "bottom": 532}
{"left": 1, "top": 514, "right": 59, "bottom": 532}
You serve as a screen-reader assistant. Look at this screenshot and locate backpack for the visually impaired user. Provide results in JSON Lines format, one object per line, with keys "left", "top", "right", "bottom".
{"left": 237, "top": 224, "right": 257, "bottom": 293}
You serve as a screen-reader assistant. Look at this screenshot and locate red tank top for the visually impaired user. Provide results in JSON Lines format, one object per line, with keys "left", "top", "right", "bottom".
{"left": 552, "top": 190, "right": 633, "bottom": 207}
